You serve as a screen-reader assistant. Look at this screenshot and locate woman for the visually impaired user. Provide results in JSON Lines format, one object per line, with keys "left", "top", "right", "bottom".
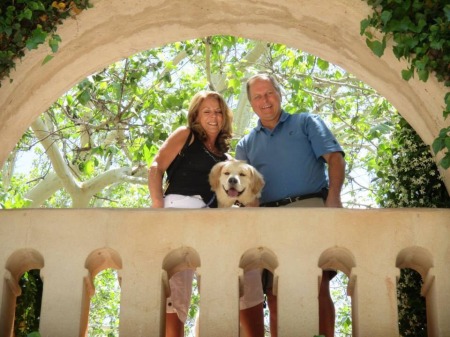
{"left": 148, "top": 90, "right": 233, "bottom": 336}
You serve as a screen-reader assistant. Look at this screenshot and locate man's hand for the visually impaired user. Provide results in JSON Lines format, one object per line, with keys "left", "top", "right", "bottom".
{"left": 322, "top": 152, "right": 345, "bottom": 208}
{"left": 325, "top": 193, "right": 343, "bottom": 208}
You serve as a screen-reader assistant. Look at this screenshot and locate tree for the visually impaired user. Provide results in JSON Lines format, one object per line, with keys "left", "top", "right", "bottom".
{"left": 1, "top": 36, "right": 398, "bottom": 210}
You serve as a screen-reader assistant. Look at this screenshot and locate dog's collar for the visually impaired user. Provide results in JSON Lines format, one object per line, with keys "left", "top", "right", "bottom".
{"left": 234, "top": 200, "right": 245, "bottom": 207}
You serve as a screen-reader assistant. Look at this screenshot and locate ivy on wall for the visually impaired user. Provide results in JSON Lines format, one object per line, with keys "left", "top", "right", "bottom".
{"left": 361, "top": 0, "right": 450, "bottom": 168}
{"left": 0, "top": 0, "right": 91, "bottom": 84}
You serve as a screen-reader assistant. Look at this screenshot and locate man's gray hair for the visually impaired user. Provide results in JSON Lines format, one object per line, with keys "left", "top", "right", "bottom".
{"left": 246, "top": 74, "right": 282, "bottom": 101}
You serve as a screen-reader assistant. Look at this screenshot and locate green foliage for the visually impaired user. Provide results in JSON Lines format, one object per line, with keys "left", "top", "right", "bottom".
{"left": 330, "top": 272, "right": 352, "bottom": 337}
{"left": 14, "top": 270, "right": 43, "bottom": 337}
{"left": 88, "top": 269, "right": 121, "bottom": 337}
{"left": 361, "top": 0, "right": 450, "bottom": 168}
{"left": 27, "top": 332, "right": 41, "bottom": 337}
{"left": 432, "top": 125, "right": 450, "bottom": 169}
{"left": 0, "top": 181, "right": 32, "bottom": 208}
{"left": 0, "top": 0, "right": 92, "bottom": 85}
{"left": 361, "top": 1, "right": 450, "bottom": 85}
{"left": 372, "top": 117, "right": 450, "bottom": 208}
{"left": 185, "top": 276, "right": 200, "bottom": 336}
{"left": 397, "top": 269, "right": 427, "bottom": 337}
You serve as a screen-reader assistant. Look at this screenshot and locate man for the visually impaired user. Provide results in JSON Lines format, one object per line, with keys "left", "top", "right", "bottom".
{"left": 236, "top": 73, "right": 346, "bottom": 337}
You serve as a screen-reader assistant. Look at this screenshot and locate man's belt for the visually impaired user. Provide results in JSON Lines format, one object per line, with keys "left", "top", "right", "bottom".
{"left": 260, "top": 188, "right": 328, "bottom": 207}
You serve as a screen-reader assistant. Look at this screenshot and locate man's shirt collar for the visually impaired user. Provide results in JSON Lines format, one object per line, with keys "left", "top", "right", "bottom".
{"left": 256, "top": 110, "right": 289, "bottom": 131}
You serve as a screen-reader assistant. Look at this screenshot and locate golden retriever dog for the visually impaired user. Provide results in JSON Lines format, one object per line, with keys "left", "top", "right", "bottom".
{"left": 209, "top": 160, "right": 265, "bottom": 208}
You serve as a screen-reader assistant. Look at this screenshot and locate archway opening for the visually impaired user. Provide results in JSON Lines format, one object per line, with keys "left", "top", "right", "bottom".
{"left": 87, "top": 268, "right": 121, "bottom": 336}
{"left": 4, "top": 36, "right": 416, "bottom": 210}
{"left": 14, "top": 269, "right": 43, "bottom": 337}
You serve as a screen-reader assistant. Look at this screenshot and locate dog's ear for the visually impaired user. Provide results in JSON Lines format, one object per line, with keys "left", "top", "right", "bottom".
{"left": 209, "top": 161, "right": 226, "bottom": 191}
{"left": 249, "top": 166, "right": 265, "bottom": 197}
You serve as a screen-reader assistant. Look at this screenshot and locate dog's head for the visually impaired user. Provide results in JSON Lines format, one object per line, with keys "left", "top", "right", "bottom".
{"left": 209, "top": 160, "right": 265, "bottom": 207}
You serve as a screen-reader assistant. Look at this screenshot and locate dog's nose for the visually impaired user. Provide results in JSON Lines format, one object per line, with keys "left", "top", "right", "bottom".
{"left": 228, "top": 177, "right": 238, "bottom": 185}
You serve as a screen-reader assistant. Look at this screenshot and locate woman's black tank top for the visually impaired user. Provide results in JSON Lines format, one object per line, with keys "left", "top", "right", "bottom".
{"left": 165, "top": 133, "right": 227, "bottom": 207}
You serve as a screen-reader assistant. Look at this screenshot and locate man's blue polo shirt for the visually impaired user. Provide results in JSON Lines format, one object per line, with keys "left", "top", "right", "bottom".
{"left": 235, "top": 111, "right": 343, "bottom": 204}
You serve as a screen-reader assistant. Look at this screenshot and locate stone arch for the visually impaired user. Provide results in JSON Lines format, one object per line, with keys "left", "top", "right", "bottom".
{"left": 318, "top": 246, "right": 356, "bottom": 335}
{"left": 396, "top": 246, "right": 433, "bottom": 280}
{"left": 161, "top": 246, "right": 201, "bottom": 333}
{"left": 0, "top": 0, "right": 448, "bottom": 188}
{"left": 5, "top": 248, "right": 45, "bottom": 282}
{"left": 1, "top": 248, "right": 45, "bottom": 336}
{"left": 162, "top": 246, "right": 201, "bottom": 280}
{"left": 239, "top": 246, "right": 279, "bottom": 297}
{"left": 317, "top": 246, "right": 356, "bottom": 300}
{"left": 161, "top": 245, "right": 201, "bottom": 302}
{"left": 85, "top": 246, "right": 123, "bottom": 279}
{"left": 238, "top": 247, "right": 277, "bottom": 335}
{"left": 239, "top": 246, "right": 279, "bottom": 274}
{"left": 318, "top": 246, "right": 356, "bottom": 278}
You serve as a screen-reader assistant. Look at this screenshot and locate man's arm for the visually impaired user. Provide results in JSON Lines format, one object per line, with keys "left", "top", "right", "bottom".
{"left": 322, "top": 152, "right": 346, "bottom": 208}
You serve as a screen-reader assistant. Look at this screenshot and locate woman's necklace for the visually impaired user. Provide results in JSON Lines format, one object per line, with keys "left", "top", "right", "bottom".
{"left": 203, "top": 141, "right": 221, "bottom": 163}
{"left": 205, "top": 142, "right": 216, "bottom": 153}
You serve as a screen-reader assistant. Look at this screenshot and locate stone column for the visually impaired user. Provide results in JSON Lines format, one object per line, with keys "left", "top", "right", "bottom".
{"left": 351, "top": 266, "right": 400, "bottom": 336}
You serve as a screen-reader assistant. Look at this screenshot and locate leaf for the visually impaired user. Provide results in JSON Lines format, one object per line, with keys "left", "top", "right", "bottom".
{"left": 401, "top": 68, "right": 413, "bottom": 81}
{"left": 317, "top": 58, "right": 329, "bottom": 71}
{"left": 444, "top": 93, "right": 450, "bottom": 119}
{"left": 440, "top": 152, "right": 450, "bottom": 169}
{"left": 25, "top": 27, "right": 47, "bottom": 50}
{"left": 417, "top": 69, "right": 429, "bottom": 82}
{"left": 445, "top": 136, "right": 450, "bottom": 151}
{"left": 432, "top": 136, "right": 445, "bottom": 154}
{"left": 360, "top": 18, "right": 370, "bottom": 35}
{"left": 444, "top": 4, "right": 450, "bottom": 21}
{"left": 22, "top": 8, "right": 33, "bottom": 20}
{"left": 28, "top": 1, "right": 45, "bottom": 11}
{"left": 84, "top": 160, "right": 94, "bottom": 175}
{"left": 388, "top": 17, "right": 414, "bottom": 32}
{"left": 27, "top": 332, "right": 41, "bottom": 337}
{"left": 380, "top": 10, "right": 392, "bottom": 25}
{"left": 365, "top": 38, "right": 385, "bottom": 57}
{"left": 49, "top": 34, "right": 62, "bottom": 53}
{"left": 77, "top": 90, "right": 90, "bottom": 105}
{"left": 143, "top": 144, "right": 152, "bottom": 165}
{"left": 42, "top": 54, "right": 54, "bottom": 65}
{"left": 228, "top": 78, "right": 240, "bottom": 91}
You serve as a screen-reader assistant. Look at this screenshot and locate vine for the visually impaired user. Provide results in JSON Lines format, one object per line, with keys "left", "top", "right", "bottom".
{"left": 0, "top": 0, "right": 92, "bottom": 85}
{"left": 361, "top": 0, "right": 450, "bottom": 168}
{"left": 371, "top": 116, "right": 450, "bottom": 336}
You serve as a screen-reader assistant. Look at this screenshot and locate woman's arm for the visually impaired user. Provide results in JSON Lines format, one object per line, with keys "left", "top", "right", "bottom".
{"left": 148, "top": 127, "right": 191, "bottom": 208}
{"left": 322, "top": 151, "right": 346, "bottom": 208}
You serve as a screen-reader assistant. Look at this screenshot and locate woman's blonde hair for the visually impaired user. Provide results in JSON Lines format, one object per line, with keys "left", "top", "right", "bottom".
{"left": 187, "top": 91, "right": 233, "bottom": 153}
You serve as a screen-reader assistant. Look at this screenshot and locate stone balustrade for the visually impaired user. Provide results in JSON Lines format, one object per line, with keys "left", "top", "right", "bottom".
{"left": 1, "top": 208, "right": 449, "bottom": 337}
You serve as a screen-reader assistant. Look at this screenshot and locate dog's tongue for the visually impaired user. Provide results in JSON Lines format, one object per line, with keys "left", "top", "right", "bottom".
{"left": 227, "top": 188, "right": 239, "bottom": 197}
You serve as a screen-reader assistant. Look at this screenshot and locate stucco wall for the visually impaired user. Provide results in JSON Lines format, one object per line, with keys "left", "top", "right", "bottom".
{"left": 0, "top": 0, "right": 448, "bottom": 186}
{"left": 1, "top": 208, "right": 450, "bottom": 336}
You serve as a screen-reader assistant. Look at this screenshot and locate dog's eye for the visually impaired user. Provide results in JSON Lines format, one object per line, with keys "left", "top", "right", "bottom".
{"left": 224, "top": 172, "right": 230, "bottom": 176}
{"left": 239, "top": 173, "right": 246, "bottom": 177}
